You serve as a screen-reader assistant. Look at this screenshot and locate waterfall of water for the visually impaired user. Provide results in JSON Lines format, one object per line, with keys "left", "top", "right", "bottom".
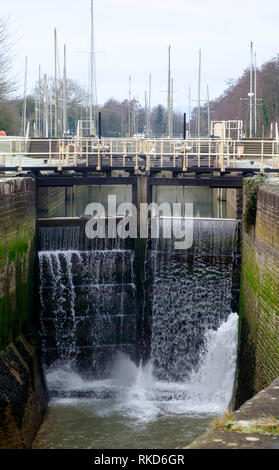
{"left": 39, "top": 241, "right": 137, "bottom": 377}
{"left": 38, "top": 218, "right": 240, "bottom": 414}
{"left": 149, "top": 218, "right": 240, "bottom": 382}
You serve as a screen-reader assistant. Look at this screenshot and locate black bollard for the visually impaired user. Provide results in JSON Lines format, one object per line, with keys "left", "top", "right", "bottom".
{"left": 98, "top": 112, "right": 102, "bottom": 140}
{"left": 183, "top": 113, "right": 187, "bottom": 140}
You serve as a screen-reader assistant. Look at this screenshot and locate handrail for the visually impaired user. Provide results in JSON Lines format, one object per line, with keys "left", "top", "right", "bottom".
{"left": 0, "top": 137, "right": 279, "bottom": 172}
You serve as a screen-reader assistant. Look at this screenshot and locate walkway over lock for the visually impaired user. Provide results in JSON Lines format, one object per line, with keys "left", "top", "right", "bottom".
{"left": 1, "top": 137, "right": 279, "bottom": 189}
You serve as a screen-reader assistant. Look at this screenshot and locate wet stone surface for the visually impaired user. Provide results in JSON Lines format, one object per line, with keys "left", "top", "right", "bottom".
{"left": 188, "top": 430, "right": 279, "bottom": 449}
{"left": 188, "top": 377, "right": 279, "bottom": 449}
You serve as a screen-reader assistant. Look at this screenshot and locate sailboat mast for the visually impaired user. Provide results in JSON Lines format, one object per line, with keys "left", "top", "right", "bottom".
{"left": 254, "top": 52, "right": 257, "bottom": 137}
{"left": 23, "top": 56, "right": 27, "bottom": 137}
{"left": 54, "top": 28, "right": 58, "bottom": 137}
{"left": 167, "top": 45, "right": 171, "bottom": 137}
{"left": 43, "top": 74, "right": 48, "bottom": 138}
{"left": 197, "top": 49, "right": 201, "bottom": 138}
{"left": 90, "top": 0, "right": 95, "bottom": 134}
{"left": 63, "top": 44, "right": 67, "bottom": 135}
{"left": 249, "top": 41, "right": 254, "bottom": 138}
{"left": 38, "top": 65, "right": 41, "bottom": 137}
{"left": 207, "top": 85, "right": 210, "bottom": 137}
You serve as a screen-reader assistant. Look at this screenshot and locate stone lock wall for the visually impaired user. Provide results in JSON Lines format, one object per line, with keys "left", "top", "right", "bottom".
{"left": 235, "top": 183, "right": 279, "bottom": 408}
{"left": 0, "top": 336, "right": 48, "bottom": 449}
{"left": 0, "top": 177, "right": 48, "bottom": 449}
{"left": 0, "top": 178, "right": 36, "bottom": 350}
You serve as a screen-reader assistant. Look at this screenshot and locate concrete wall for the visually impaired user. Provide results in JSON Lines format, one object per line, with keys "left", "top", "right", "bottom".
{"left": 0, "top": 177, "right": 47, "bottom": 449}
{"left": 37, "top": 187, "right": 66, "bottom": 217}
{"left": 234, "top": 183, "right": 279, "bottom": 408}
{"left": 37, "top": 185, "right": 90, "bottom": 217}
{"left": 213, "top": 187, "right": 243, "bottom": 219}
{"left": 226, "top": 187, "right": 243, "bottom": 219}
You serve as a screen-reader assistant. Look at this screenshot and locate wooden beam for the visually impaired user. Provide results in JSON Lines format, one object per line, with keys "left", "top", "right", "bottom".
{"left": 36, "top": 176, "right": 137, "bottom": 187}
{"left": 147, "top": 177, "right": 243, "bottom": 189}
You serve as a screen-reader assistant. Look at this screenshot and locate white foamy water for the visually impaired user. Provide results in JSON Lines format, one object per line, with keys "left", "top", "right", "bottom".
{"left": 46, "top": 312, "right": 238, "bottom": 421}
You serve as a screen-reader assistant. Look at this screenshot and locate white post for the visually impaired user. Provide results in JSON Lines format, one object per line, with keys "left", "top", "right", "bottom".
{"left": 270, "top": 123, "right": 274, "bottom": 139}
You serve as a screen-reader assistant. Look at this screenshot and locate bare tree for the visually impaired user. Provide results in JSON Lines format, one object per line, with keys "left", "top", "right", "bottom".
{"left": 0, "top": 17, "right": 15, "bottom": 102}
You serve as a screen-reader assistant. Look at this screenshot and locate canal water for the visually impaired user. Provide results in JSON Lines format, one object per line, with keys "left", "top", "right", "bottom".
{"left": 33, "top": 187, "right": 239, "bottom": 449}
{"left": 33, "top": 314, "right": 238, "bottom": 449}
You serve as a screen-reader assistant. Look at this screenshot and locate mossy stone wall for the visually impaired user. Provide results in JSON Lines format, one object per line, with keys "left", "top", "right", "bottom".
{"left": 235, "top": 183, "right": 279, "bottom": 408}
{"left": 0, "top": 178, "right": 36, "bottom": 351}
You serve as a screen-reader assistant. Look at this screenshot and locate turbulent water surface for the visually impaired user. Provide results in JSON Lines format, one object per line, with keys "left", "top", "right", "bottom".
{"left": 34, "top": 313, "right": 238, "bottom": 449}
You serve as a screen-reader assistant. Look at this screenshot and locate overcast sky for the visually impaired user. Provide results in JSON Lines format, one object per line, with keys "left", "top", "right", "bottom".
{"left": 2, "top": 0, "right": 279, "bottom": 111}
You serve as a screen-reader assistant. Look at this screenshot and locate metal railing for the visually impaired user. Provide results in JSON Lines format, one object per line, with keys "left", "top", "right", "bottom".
{"left": 0, "top": 137, "right": 279, "bottom": 172}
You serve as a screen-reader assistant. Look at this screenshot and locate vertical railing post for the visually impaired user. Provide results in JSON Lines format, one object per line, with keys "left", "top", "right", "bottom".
{"left": 135, "top": 140, "right": 139, "bottom": 171}
{"left": 98, "top": 112, "right": 102, "bottom": 140}
{"left": 272, "top": 141, "right": 275, "bottom": 168}
{"left": 97, "top": 140, "right": 101, "bottom": 171}
{"left": 183, "top": 141, "right": 187, "bottom": 172}
{"left": 10, "top": 141, "right": 13, "bottom": 168}
{"left": 18, "top": 141, "right": 22, "bottom": 172}
{"left": 123, "top": 142, "right": 126, "bottom": 168}
{"left": 208, "top": 139, "right": 211, "bottom": 168}
{"left": 74, "top": 141, "right": 77, "bottom": 167}
{"left": 153, "top": 140, "right": 156, "bottom": 161}
{"left": 220, "top": 141, "right": 225, "bottom": 172}
{"left": 261, "top": 139, "right": 264, "bottom": 173}
{"left": 61, "top": 139, "right": 64, "bottom": 166}
{"left": 58, "top": 139, "right": 62, "bottom": 171}
{"left": 160, "top": 141, "right": 164, "bottom": 168}
{"left": 198, "top": 139, "right": 201, "bottom": 168}
{"left": 110, "top": 141, "right": 113, "bottom": 168}
{"left": 227, "top": 141, "right": 230, "bottom": 168}
{"left": 86, "top": 139, "right": 89, "bottom": 167}
{"left": 145, "top": 141, "right": 150, "bottom": 171}
{"left": 66, "top": 142, "right": 70, "bottom": 167}
{"left": 49, "top": 140, "right": 52, "bottom": 166}
{"left": 215, "top": 142, "right": 219, "bottom": 168}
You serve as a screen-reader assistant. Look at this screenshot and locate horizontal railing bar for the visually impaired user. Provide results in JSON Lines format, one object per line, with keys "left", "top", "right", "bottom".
{"left": 1, "top": 137, "right": 279, "bottom": 174}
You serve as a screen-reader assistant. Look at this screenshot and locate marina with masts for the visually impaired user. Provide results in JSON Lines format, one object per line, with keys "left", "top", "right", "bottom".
{"left": 1, "top": 0, "right": 279, "bottom": 453}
